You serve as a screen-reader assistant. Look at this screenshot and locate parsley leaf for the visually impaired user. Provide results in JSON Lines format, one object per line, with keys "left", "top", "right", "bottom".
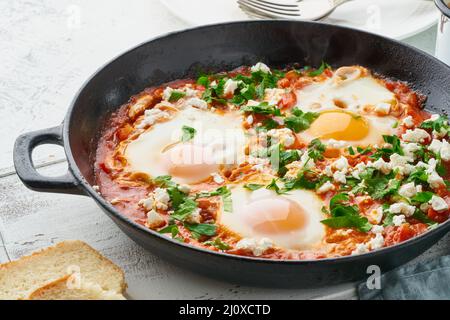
{"left": 196, "top": 186, "right": 232, "bottom": 213}
{"left": 203, "top": 237, "right": 231, "bottom": 250}
{"left": 348, "top": 146, "right": 355, "bottom": 155}
{"left": 184, "top": 223, "right": 217, "bottom": 237}
{"left": 420, "top": 116, "right": 449, "bottom": 133}
{"left": 321, "top": 193, "right": 372, "bottom": 233}
{"left": 411, "top": 191, "right": 434, "bottom": 203}
{"left": 168, "top": 90, "right": 186, "bottom": 102}
{"left": 153, "top": 175, "right": 176, "bottom": 188}
{"left": 266, "top": 179, "right": 287, "bottom": 194}
{"left": 241, "top": 102, "right": 281, "bottom": 116}
{"left": 308, "top": 61, "right": 331, "bottom": 77}
{"left": 171, "top": 197, "right": 198, "bottom": 221}
{"left": 244, "top": 183, "right": 264, "bottom": 191}
{"left": 181, "top": 125, "right": 196, "bottom": 142}
{"left": 283, "top": 170, "right": 322, "bottom": 191}
{"left": 307, "top": 138, "right": 326, "bottom": 160}
{"left": 256, "top": 118, "right": 279, "bottom": 131}
{"left": 407, "top": 167, "right": 429, "bottom": 185}
{"left": 159, "top": 224, "right": 180, "bottom": 238}
{"left": 284, "top": 108, "right": 319, "bottom": 133}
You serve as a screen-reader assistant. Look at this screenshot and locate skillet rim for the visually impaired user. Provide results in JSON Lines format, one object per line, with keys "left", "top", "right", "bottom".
{"left": 63, "top": 19, "right": 450, "bottom": 265}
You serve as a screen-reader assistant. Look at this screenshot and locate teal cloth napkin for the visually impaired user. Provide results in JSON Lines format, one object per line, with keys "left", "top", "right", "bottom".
{"left": 358, "top": 255, "right": 450, "bottom": 300}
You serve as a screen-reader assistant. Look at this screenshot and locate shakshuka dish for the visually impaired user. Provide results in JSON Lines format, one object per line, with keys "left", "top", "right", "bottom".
{"left": 95, "top": 63, "right": 450, "bottom": 260}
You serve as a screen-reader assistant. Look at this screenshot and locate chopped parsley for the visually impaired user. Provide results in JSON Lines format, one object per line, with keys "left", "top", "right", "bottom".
{"left": 240, "top": 102, "right": 282, "bottom": 116}
{"left": 308, "top": 61, "right": 331, "bottom": 77}
{"left": 184, "top": 223, "right": 217, "bottom": 238}
{"left": 181, "top": 125, "right": 196, "bottom": 142}
{"left": 307, "top": 139, "right": 326, "bottom": 161}
{"left": 203, "top": 237, "right": 231, "bottom": 250}
{"left": 244, "top": 183, "right": 264, "bottom": 191}
{"left": 196, "top": 186, "right": 232, "bottom": 212}
{"left": 411, "top": 191, "right": 434, "bottom": 204}
{"left": 420, "top": 115, "right": 449, "bottom": 133}
{"left": 321, "top": 193, "right": 372, "bottom": 233}
{"left": 168, "top": 90, "right": 186, "bottom": 102}
{"left": 284, "top": 108, "right": 319, "bottom": 133}
{"left": 371, "top": 135, "right": 403, "bottom": 159}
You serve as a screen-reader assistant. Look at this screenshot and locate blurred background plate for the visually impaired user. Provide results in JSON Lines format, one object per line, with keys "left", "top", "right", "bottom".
{"left": 160, "top": 0, "right": 438, "bottom": 40}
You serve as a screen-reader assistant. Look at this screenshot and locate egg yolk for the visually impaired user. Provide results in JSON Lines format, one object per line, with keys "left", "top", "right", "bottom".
{"left": 161, "top": 143, "right": 219, "bottom": 183}
{"left": 308, "top": 110, "right": 369, "bottom": 141}
{"left": 242, "top": 197, "right": 307, "bottom": 234}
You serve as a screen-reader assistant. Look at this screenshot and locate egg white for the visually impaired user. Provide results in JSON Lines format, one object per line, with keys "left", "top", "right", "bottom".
{"left": 124, "top": 107, "right": 247, "bottom": 184}
{"left": 219, "top": 185, "right": 326, "bottom": 250}
{"left": 295, "top": 75, "right": 396, "bottom": 114}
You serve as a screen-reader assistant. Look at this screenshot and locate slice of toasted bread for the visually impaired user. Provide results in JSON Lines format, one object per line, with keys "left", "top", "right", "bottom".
{"left": 0, "top": 240, "right": 126, "bottom": 300}
{"left": 27, "top": 275, "right": 126, "bottom": 300}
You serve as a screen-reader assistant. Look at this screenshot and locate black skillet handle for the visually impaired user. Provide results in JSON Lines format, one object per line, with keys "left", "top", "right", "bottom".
{"left": 13, "top": 125, "right": 85, "bottom": 195}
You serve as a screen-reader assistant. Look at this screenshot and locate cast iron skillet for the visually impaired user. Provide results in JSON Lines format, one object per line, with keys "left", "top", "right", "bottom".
{"left": 13, "top": 21, "right": 450, "bottom": 288}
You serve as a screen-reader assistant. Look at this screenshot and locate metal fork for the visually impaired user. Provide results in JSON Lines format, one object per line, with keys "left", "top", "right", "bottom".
{"left": 239, "top": 0, "right": 432, "bottom": 21}
{"left": 238, "top": 0, "right": 352, "bottom": 21}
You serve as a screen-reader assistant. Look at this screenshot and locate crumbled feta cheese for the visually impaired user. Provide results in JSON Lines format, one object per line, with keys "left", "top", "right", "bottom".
{"left": 371, "top": 224, "right": 384, "bottom": 234}
{"left": 153, "top": 188, "right": 170, "bottom": 210}
{"left": 251, "top": 62, "right": 271, "bottom": 74}
{"left": 374, "top": 102, "right": 391, "bottom": 115}
{"left": 425, "top": 114, "right": 440, "bottom": 122}
{"left": 185, "top": 208, "right": 202, "bottom": 224}
{"left": 401, "top": 116, "right": 414, "bottom": 128}
{"left": 327, "top": 139, "right": 348, "bottom": 149}
{"left": 223, "top": 79, "right": 239, "bottom": 96}
{"left": 162, "top": 87, "right": 174, "bottom": 101}
{"left": 184, "top": 87, "right": 198, "bottom": 97}
{"left": 402, "top": 128, "right": 430, "bottom": 143}
{"left": 389, "top": 202, "right": 416, "bottom": 217}
{"left": 368, "top": 207, "right": 384, "bottom": 225}
{"left": 246, "top": 115, "right": 254, "bottom": 125}
{"left": 324, "top": 165, "right": 333, "bottom": 177}
{"left": 185, "top": 97, "right": 208, "bottom": 110}
{"left": 430, "top": 195, "right": 449, "bottom": 212}
{"left": 316, "top": 181, "right": 335, "bottom": 194}
{"left": 441, "top": 140, "right": 450, "bottom": 161}
{"left": 351, "top": 162, "right": 366, "bottom": 180}
{"left": 333, "top": 170, "right": 347, "bottom": 184}
{"left": 429, "top": 139, "right": 443, "bottom": 155}
{"left": 427, "top": 171, "right": 445, "bottom": 189}
{"left": 137, "top": 108, "right": 170, "bottom": 129}
{"left": 264, "top": 88, "right": 285, "bottom": 105}
{"left": 178, "top": 184, "right": 191, "bottom": 194}
{"left": 146, "top": 209, "right": 165, "bottom": 229}
{"left": 139, "top": 197, "right": 154, "bottom": 211}
{"left": 92, "top": 185, "right": 100, "bottom": 192}
{"left": 393, "top": 214, "right": 406, "bottom": 227}
{"left": 372, "top": 158, "right": 391, "bottom": 174}
{"left": 267, "top": 128, "right": 296, "bottom": 147}
{"left": 332, "top": 156, "right": 349, "bottom": 173}
{"left": 236, "top": 238, "right": 274, "bottom": 256}
{"left": 368, "top": 233, "right": 385, "bottom": 250}
{"left": 398, "top": 182, "right": 418, "bottom": 199}
{"left": 433, "top": 127, "right": 448, "bottom": 139}
{"left": 352, "top": 243, "right": 369, "bottom": 255}
{"left": 401, "top": 142, "right": 420, "bottom": 161}
{"left": 389, "top": 153, "right": 414, "bottom": 176}
{"left": 211, "top": 173, "right": 225, "bottom": 184}
{"left": 252, "top": 163, "right": 265, "bottom": 172}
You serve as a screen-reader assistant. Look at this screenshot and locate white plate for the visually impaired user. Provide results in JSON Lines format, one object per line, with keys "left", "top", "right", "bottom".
{"left": 160, "top": 0, "right": 438, "bottom": 40}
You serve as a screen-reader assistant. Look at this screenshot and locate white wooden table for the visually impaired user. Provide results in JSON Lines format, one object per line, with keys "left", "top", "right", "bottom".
{"left": 1, "top": 0, "right": 448, "bottom": 300}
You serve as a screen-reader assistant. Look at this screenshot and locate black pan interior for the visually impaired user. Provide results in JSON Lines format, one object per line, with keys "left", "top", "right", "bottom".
{"left": 67, "top": 20, "right": 450, "bottom": 185}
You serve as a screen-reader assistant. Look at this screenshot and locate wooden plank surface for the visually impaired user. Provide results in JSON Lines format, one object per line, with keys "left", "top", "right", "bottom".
{"left": 0, "top": 0, "right": 446, "bottom": 300}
